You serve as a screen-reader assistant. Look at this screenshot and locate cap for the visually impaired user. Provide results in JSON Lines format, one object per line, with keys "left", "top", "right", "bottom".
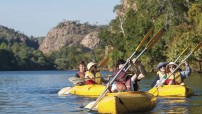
{"left": 156, "top": 62, "right": 168, "bottom": 69}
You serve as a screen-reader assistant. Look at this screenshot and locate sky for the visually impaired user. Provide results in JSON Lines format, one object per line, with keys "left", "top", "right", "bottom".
{"left": 0, "top": 0, "right": 120, "bottom": 37}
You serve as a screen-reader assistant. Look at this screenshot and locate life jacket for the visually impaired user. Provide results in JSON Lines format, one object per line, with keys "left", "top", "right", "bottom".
{"left": 157, "top": 71, "right": 166, "bottom": 79}
{"left": 166, "top": 71, "right": 182, "bottom": 84}
{"left": 77, "top": 71, "right": 85, "bottom": 78}
{"left": 85, "top": 71, "right": 102, "bottom": 84}
{"left": 114, "top": 69, "right": 127, "bottom": 83}
{"left": 113, "top": 69, "right": 131, "bottom": 91}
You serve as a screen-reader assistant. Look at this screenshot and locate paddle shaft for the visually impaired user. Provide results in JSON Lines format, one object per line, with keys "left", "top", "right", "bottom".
{"left": 174, "top": 44, "right": 190, "bottom": 63}
{"left": 156, "top": 41, "right": 202, "bottom": 87}
{"left": 154, "top": 59, "right": 187, "bottom": 88}
{"left": 71, "top": 75, "right": 111, "bottom": 81}
{"left": 87, "top": 49, "right": 138, "bottom": 110}
{"left": 165, "top": 41, "right": 202, "bottom": 81}
{"left": 87, "top": 28, "right": 155, "bottom": 110}
{"left": 125, "top": 28, "right": 164, "bottom": 71}
{"left": 125, "top": 48, "right": 147, "bottom": 71}
{"left": 87, "top": 28, "right": 164, "bottom": 111}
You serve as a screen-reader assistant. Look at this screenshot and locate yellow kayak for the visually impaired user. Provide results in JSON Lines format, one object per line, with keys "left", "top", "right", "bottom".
{"left": 69, "top": 84, "right": 106, "bottom": 97}
{"left": 98, "top": 91, "right": 156, "bottom": 113}
{"left": 148, "top": 85, "right": 194, "bottom": 97}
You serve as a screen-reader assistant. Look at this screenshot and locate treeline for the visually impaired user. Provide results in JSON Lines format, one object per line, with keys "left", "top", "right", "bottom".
{"left": 0, "top": 38, "right": 53, "bottom": 70}
{"left": 0, "top": 26, "right": 53, "bottom": 70}
{"left": 0, "top": 0, "right": 202, "bottom": 72}
{"left": 98, "top": 0, "right": 202, "bottom": 72}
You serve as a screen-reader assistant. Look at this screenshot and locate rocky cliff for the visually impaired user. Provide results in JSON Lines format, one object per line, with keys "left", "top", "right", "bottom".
{"left": 39, "top": 21, "right": 100, "bottom": 54}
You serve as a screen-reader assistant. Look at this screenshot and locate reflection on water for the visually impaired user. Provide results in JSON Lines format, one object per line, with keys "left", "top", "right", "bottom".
{"left": 0, "top": 71, "right": 201, "bottom": 114}
{"left": 154, "top": 97, "right": 189, "bottom": 113}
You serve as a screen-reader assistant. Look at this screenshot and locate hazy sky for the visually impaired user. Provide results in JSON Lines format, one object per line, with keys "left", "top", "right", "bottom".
{"left": 0, "top": 0, "right": 120, "bottom": 37}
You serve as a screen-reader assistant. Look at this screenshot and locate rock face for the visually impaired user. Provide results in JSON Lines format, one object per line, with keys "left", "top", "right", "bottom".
{"left": 80, "top": 31, "right": 100, "bottom": 49}
{"left": 115, "top": 0, "right": 138, "bottom": 17}
{"left": 39, "top": 21, "right": 100, "bottom": 54}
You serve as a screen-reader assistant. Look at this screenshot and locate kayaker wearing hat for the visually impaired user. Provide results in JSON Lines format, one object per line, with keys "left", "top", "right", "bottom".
{"left": 85, "top": 62, "right": 109, "bottom": 85}
{"left": 165, "top": 60, "right": 191, "bottom": 85}
{"left": 151, "top": 62, "right": 168, "bottom": 87}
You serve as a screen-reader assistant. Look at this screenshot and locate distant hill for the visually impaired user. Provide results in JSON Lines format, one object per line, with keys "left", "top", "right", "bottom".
{"left": 0, "top": 25, "right": 39, "bottom": 49}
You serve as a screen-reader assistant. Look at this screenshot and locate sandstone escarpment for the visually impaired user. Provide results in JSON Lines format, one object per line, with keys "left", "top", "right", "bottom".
{"left": 39, "top": 21, "right": 100, "bottom": 54}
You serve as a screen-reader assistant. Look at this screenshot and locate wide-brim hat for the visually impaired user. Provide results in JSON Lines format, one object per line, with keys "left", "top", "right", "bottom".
{"left": 167, "top": 62, "right": 178, "bottom": 67}
{"left": 156, "top": 62, "right": 168, "bottom": 69}
{"left": 166, "top": 62, "right": 178, "bottom": 71}
{"left": 87, "top": 62, "right": 97, "bottom": 70}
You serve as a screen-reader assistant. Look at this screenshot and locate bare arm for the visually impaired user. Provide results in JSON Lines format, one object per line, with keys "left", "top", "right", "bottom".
{"left": 132, "top": 59, "right": 146, "bottom": 79}
{"left": 180, "top": 60, "right": 192, "bottom": 78}
{"left": 127, "top": 59, "right": 139, "bottom": 77}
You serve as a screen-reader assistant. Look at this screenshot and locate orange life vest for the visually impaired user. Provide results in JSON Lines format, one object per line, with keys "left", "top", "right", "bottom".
{"left": 166, "top": 71, "right": 182, "bottom": 84}
{"left": 85, "top": 71, "right": 102, "bottom": 84}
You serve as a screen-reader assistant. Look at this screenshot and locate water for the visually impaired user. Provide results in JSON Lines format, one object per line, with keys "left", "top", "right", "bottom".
{"left": 0, "top": 71, "right": 201, "bottom": 114}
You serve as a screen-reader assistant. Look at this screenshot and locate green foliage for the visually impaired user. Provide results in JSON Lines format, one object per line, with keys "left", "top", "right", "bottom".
{"left": 1, "top": 0, "right": 202, "bottom": 72}
{"left": 98, "top": 0, "right": 202, "bottom": 72}
{"left": 0, "top": 49, "right": 17, "bottom": 70}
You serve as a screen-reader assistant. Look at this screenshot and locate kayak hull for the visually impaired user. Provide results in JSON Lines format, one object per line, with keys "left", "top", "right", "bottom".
{"left": 98, "top": 91, "right": 156, "bottom": 113}
{"left": 69, "top": 84, "right": 106, "bottom": 97}
{"left": 148, "top": 85, "right": 194, "bottom": 97}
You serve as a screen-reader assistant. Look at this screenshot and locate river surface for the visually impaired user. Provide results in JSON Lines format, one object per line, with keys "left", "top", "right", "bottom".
{"left": 0, "top": 71, "right": 201, "bottom": 114}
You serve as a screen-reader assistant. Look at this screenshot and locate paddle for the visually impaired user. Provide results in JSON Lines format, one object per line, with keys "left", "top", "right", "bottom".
{"left": 58, "top": 87, "right": 72, "bottom": 95}
{"left": 174, "top": 44, "right": 191, "bottom": 63}
{"left": 59, "top": 74, "right": 113, "bottom": 96}
{"left": 152, "top": 44, "right": 191, "bottom": 89}
{"left": 98, "top": 49, "right": 113, "bottom": 68}
{"left": 155, "top": 41, "right": 202, "bottom": 88}
{"left": 58, "top": 49, "right": 113, "bottom": 96}
{"left": 71, "top": 75, "right": 112, "bottom": 82}
{"left": 85, "top": 28, "right": 164, "bottom": 111}
{"left": 125, "top": 28, "right": 164, "bottom": 71}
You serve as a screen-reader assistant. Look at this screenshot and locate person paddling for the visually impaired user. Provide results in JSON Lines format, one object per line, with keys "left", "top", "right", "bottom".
{"left": 75, "top": 61, "right": 86, "bottom": 78}
{"left": 110, "top": 59, "right": 146, "bottom": 92}
{"left": 151, "top": 62, "right": 168, "bottom": 87}
{"left": 85, "top": 62, "right": 110, "bottom": 85}
{"left": 68, "top": 61, "right": 86, "bottom": 85}
{"left": 165, "top": 61, "right": 191, "bottom": 85}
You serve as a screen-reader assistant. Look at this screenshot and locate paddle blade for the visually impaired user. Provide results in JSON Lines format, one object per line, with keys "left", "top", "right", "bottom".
{"left": 147, "top": 28, "right": 164, "bottom": 49}
{"left": 85, "top": 101, "right": 98, "bottom": 110}
{"left": 98, "top": 48, "right": 113, "bottom": 68}
{"left": 58, "top": 87, "right": 72, "bottom": 96}
{"left": 135, "top": 28, "right": 154, "bottom": 51}
{"left": 68, "top": 77, "right": 85, "bottom": 85}
{"left": 148, "top": 87, "right": 159, "bottom": 97}
{"left": 193, "top": 41, "right": 202, "bottom": 52}
{"left": 98, "top": 57, "right": 109, "bottom": 68}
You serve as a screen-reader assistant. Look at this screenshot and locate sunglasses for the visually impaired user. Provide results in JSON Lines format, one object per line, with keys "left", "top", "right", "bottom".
{"left": 160, "top": 65, "right": 166, "bottom": 68}
{"left": 169, "top": 66, "right": 176, "bottom": 69}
